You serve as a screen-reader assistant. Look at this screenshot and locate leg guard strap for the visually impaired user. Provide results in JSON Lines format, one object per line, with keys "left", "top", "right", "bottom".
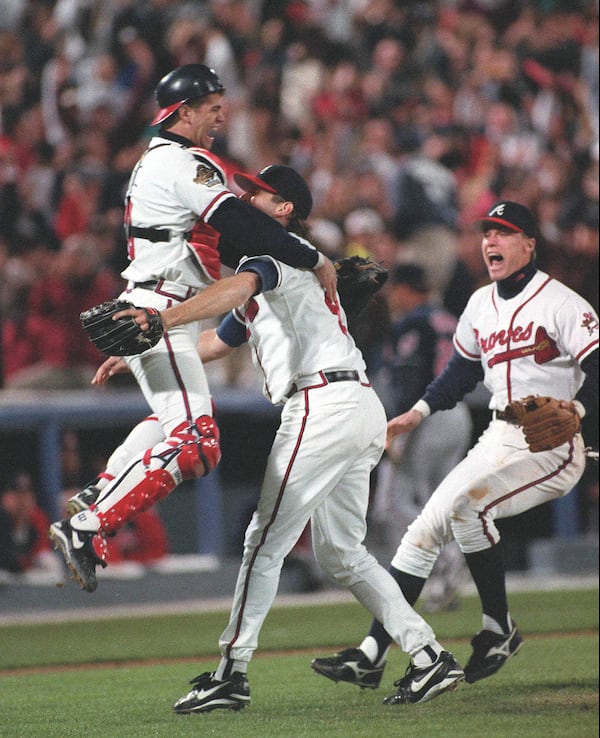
{"left": 171, "top": 415, "right": 221, "bottom": 479}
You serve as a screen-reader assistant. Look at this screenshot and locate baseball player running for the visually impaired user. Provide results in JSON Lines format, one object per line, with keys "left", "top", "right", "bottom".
{"left": 103, "top": 167, "right": 465, "bottom": 711}
{"left": 49, "top": 64, "right": 336, "bottom": 594}
{"left": 312, "top": 201, "right": 598, "bottom": 688}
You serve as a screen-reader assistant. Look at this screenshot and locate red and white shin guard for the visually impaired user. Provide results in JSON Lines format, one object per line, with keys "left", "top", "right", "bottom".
{"left": 71, "top": 415, "right": 221, "bottom": 537}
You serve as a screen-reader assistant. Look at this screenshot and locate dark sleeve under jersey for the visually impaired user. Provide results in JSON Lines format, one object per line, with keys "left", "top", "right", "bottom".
{"left": 209, "top": 197, "right": 319, "bottom": 270}
{"left": 236, "top": 257, "right": 279, "bottom": 292}
{"left": 422, "top": 349, "right": 484, "bottom": 413}
{"left": 576, "top": 348, "right": 598, "bottom": 417}
{"left": 216, "top": 312, "right": 247, "bottom": 347}
{"left": 215, "top": 258, "right": 280, "bottom": 347}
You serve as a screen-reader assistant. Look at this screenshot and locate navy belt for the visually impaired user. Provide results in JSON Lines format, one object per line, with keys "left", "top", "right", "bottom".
{"left": 126, "top": 226, "right": 191, "bottom": 242}
{"left": 289, "top": 370, "right": 360, "bottom": 395}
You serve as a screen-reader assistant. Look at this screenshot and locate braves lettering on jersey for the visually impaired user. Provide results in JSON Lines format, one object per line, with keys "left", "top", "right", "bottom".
{"left": 454, "top": 270, "right": 598, "bottom": 409}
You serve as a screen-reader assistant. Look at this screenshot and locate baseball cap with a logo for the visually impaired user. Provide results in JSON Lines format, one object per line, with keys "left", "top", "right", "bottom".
{"left": 475, "top": 201, "right": 536, "bottom": 237}
{"left": 234, "top": 165, "right": 313, "bottom": 220}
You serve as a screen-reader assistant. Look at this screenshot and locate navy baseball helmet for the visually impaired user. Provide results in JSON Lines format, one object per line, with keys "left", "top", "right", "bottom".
{"left": 234, "top": 165, "right": 313, "bottom": 220}
{"left": 151, "top": 64, "right": 225, "bottom": 126}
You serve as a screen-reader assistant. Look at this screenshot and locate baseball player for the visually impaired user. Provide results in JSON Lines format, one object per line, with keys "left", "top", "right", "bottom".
{"left": 371, "top": 263, "right": 472, "bottom": 612}
{"left": 312, "top": 201, "right": 599, "bottom": 688}
{"left": 92, "top": 167, "right": 465, "bottom": 710}
{"left": 49, "top": 64, "right": 336, "bottom": 594}
{"left": 142, "top": 167, "right": 465, "bottom": 711}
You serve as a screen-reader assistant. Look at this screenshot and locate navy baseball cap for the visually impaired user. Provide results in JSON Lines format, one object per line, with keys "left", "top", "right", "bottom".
{"left": 475, "top": 201, "right": 536, "bottom": 237}
{"left": 234, "top": 165, "right": 313, "bottom": 220}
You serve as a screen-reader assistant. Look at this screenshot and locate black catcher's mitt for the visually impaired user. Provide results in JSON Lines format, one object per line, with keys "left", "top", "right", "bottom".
{"left": 80, "top": 299, "right": 164, "bottom": 357}
{"left": 502, "top": 395, "right": 581, "bottom": 453}
{"left": 333, "top": 256, "right": 388, "bottom": 318}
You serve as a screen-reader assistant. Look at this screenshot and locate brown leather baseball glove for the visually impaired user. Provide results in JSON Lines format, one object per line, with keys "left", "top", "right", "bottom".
{"left": 502, "top": 395, "right": 581, "bottom": 453}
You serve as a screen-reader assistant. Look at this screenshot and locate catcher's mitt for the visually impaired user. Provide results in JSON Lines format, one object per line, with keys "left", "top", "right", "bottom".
{"left": 333, "top": 256, "right": 388, "bottom": 318}
{"left": 80, "top": 299, "right": 164, "bottom": 357}
{"left": 502, "top": 395, "right": 581, "bottom": 453}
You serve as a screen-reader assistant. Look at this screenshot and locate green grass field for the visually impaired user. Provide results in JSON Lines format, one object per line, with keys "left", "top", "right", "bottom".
{"left": 0, "top": 588, "right": 597, "bottom": 738}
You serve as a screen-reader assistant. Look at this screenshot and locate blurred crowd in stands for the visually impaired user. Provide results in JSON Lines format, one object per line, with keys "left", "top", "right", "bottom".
{"left": 0, "top": 0, "right": 597, "bottom": 390}
{"left": 0, "top": 433, "right": 170, "bottom": 582}
{"left": 0, "top": 1, "right": 598, "bottom": 568}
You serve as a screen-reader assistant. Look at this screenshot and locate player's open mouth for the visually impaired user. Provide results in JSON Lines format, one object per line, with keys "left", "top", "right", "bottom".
{"left": 204, "top": 127, "right": 219, "bottom": 144}
{"left": 488, "top": 254, "right": 503, "bottom": 262}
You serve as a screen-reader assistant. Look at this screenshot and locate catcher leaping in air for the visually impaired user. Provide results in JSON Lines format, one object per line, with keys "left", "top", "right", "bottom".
{"left": 311, "top": 201, "right": 598, "bottom": 690}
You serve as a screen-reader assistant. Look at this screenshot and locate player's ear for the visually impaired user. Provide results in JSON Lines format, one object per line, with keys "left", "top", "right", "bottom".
{"left": 277, "top": 200, "right": 295, "bottom": 218}
{"left": 526, "top": 236, "right": 536, "bottom": 259}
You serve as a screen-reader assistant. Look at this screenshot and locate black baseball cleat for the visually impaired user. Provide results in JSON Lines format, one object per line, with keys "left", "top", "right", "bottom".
{"left": 311, "top": 647, "right": 384, "bottom": 689}
{"left": 382, "top": 651, "right": 464, "bottom": 705}
{"left": 66, "top": 484, "right": 101, "bottom": 516}
{"left": 49, "top": 519, "right": 106, "bottom": 593}
{"left": 173, "top": 671, "right": 251, "bottom": 714}
{"left": 464, "top": 622, "right": 524, "bottom": 683}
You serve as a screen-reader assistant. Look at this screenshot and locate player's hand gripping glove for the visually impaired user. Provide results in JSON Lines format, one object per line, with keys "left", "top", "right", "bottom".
{"left": 80, "top": 299, "right": 164, "bottom": 356}
{"left": 502, "top": 395, "right": 581, "bottom": 453}
{"left": 333, "top": 256, "right": 388, "bottom": 318}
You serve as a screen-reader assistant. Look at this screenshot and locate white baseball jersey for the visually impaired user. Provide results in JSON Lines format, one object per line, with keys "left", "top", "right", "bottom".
{"left": 214, "top": 254, "right": 443, "bottom": 664}
{"left": 454, "top": 269, "right": 599, "bottom": 410}
{"left": 122, "top": 138, "right": 233, "bottom": 288}
{"left": 232, "top": 255, "right": 367, "bottom": 404}
{"left": 392, "top": 269, "right": 597, "bottom": 577}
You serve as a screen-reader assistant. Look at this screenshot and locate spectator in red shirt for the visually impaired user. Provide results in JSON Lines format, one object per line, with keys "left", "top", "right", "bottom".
{"left": 2, "top": 232, "right": 119, "bottom": 388}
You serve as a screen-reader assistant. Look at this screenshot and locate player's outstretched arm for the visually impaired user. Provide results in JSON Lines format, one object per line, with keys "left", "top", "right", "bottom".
{"left": 162, "top": 272, "right": 259, "bottom": 330}
{"left": 114, "top": 272, "right": 260, "bottom": 331}
{"left": 92, "top": 356, "right": 130, "bottom": 385}
{"left": 197, "top": 328, "right": 233, "bottom": 363}
{"left": 209, "top": 197, "right": 337, "bottom": 302}
{"left": 385, "top": 409, "right": 424, "bottom": 449}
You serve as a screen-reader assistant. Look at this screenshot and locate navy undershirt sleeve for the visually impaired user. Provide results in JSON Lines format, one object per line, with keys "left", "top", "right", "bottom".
{"left": 210, "top": 198, "right": 318, "bottom": 270}
{"left": 236, "top": 258, "right": 279, "bottom": 292}
{"left": 576, "top": 348, "right": 598, "bottom": 416}
{"left": 215, "top": 259, "right": 279, "bottom": 348}
{"left": 216, "top": 312, "right": 247, "bottom": 347}
{"left": 422, "top": 350, "right": 484, "bottom": 413}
